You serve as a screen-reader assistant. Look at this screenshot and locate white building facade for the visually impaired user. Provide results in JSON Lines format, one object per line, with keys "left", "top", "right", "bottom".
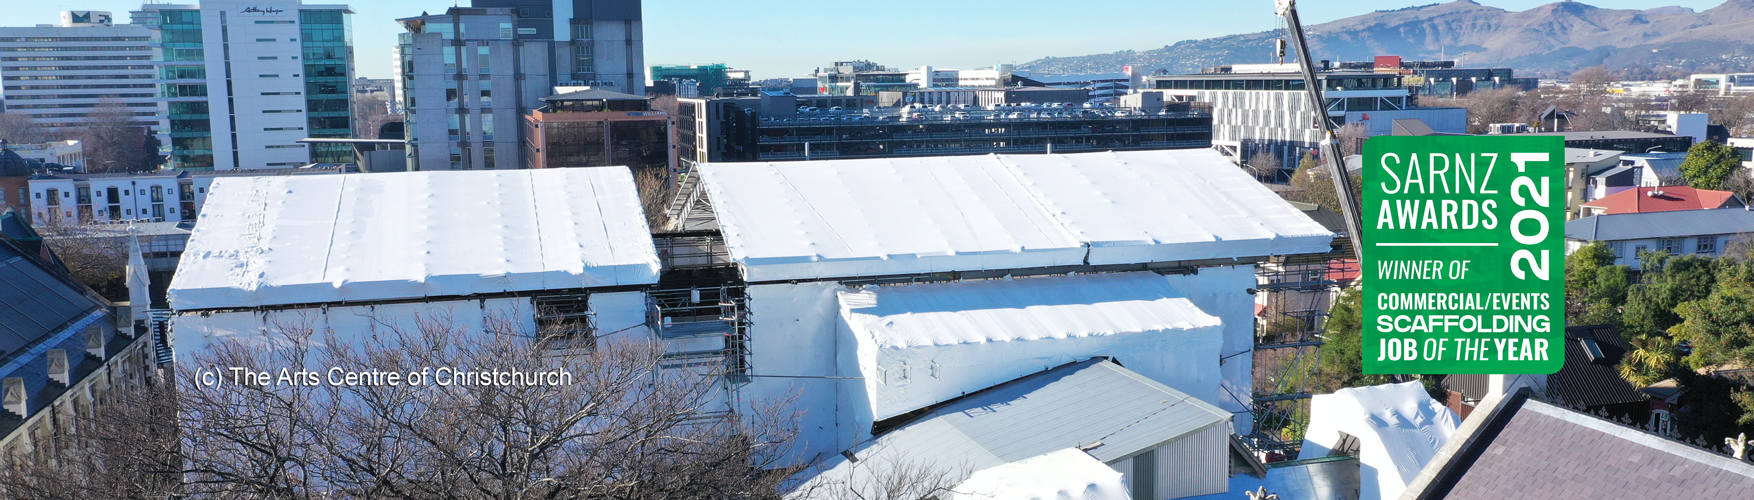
{"left": 135, "top": 0, "right": 354, "bottom": 171}
{"left": 0, "top": 13, "right": 165, "bottom": 141}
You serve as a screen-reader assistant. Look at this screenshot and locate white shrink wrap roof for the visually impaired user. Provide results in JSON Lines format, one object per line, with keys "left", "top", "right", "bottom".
{"left": 699, "top": 149, "right": 1333, "bottom": 282}
{"left": 170, "top": 168, "right": 660, "bottom": 310}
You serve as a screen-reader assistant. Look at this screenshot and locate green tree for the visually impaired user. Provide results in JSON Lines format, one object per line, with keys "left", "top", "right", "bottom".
{"left": 1678, "top": 140, "right": 1743, "bottom": 191}
{"left": 1623, "top": 253, "right": 1718, "bottom": 337}
{"left": 1672, "top": 261, "right": 1754, "bottom": 371}
{"left": 1564, "top": 241, "right": 1632, "bottom": 326}
{"left": 1290, "top": 153, "right": 1363, "bottom": 214}
{"left": 1317, "top": 287, "right": 1391, "bottom": 389}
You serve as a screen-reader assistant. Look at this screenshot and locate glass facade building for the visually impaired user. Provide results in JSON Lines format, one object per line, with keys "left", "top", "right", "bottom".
{"left": 300, "top": 9, "right": 352, "bottom": 163}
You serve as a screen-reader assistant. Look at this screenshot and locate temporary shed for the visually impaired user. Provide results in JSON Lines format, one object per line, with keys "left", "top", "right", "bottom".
{"left": 697, "top": 150, "right": 1333, "bottom": 282}
{"left": 1299, "top": 382, "right": 1460, "bottom": 500}
{"left": 169, "top": 168, "right": 660, "bottom": 311}
{"left": 797, "top": 358, "right": 1233, "bottom": 500}
{"left": 839, "top": 272, "right": 1223, "bottom": 421}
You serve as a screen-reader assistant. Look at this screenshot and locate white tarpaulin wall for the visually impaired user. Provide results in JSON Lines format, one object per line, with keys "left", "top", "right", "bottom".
{"left": 838, "top": 272, "right": 1223, "bottom": 421}
{"left": 698, "top": 150, "right": 1333, "bottom": 282}
{"left": 1299, "top": 382, "right": 1460, "bottom": 500}
{"left": 170, "top": 168, "right": 661, "bottom": 310}
{"left": 951, "top": 448, "right": 1132, "bottom": 500}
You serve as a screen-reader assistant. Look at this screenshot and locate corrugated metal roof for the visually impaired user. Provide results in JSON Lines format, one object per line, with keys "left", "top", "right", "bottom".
{"left": 803, "top": 358, "right": 1230, "bottom": 490}
{"left": 1564, "top": 209, "right": 1754, "bottom": 242}
{"left": 1549, "top": 325, "right": 1648, "bottom": 408}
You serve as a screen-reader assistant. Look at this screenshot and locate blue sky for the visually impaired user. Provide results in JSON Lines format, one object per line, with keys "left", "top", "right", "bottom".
{"left": 9, "top": 0, "right": 1729, "bottom": 79}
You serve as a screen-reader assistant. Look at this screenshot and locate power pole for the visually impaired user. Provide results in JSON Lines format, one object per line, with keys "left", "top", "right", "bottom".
{"left": 1278, "top": 0, "right": 1364, "bottom": 263}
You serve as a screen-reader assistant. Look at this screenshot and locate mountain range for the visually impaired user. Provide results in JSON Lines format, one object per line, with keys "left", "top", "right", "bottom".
{"left": 1019, "top": 0, "right": 1754, "bottom": 79}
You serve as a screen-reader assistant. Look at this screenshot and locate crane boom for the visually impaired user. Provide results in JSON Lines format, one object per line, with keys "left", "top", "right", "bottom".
{"left": 1277, "top": 0, "right": 1364, "bottom": 263}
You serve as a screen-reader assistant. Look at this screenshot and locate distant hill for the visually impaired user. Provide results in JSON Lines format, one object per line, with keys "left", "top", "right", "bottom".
{"left": 1019, "top": 0, "right": 1754, "bottom": 79}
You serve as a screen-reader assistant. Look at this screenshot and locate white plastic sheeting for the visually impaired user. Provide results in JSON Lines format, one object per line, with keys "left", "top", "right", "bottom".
{"left": 1298, "top": 382, "right": 1459, "bottom": 500}
{"left": 698, "top": 150, "right": 1333, "bottom": 282}
{"left": 952, "top": 448, "right": 1131, "bottom": 500}
{"left": 838, "top": 272, "right": 1223, "bottom": 420}
{"left": 169, "top": 169, "right": 660, "bottom": 310}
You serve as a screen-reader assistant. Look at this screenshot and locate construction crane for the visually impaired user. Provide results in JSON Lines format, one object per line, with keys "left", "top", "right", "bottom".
{"left": 1277, "top": 0, "right": 1364, "bottom": 263}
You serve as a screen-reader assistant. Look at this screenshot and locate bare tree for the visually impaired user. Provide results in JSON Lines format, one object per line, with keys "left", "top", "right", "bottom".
{"left": 1569, "top": 66, "right": 1618, "bottom": 94}
{"left": 0, "top": 313, "right": 804, "bottom": 499}
{"left": 34, "top": 220, "right": 129, "bottom": 302}
{"left": 1246, "top": 150, "right": 1282, "bottom": 182}
{"left": 793, "top": 441, "right": 971, "bottom": 500}
{"left": 0, "top": 112, "right": 48, "bottom": 145}
{"left": 351, "top": 93, "right": 397, "bottom": 140}
{"left": 78, "top": 100, "right": 154, "bottom": 173}
{"left": 1709, "top": 93, "right": 1754, "bottom": 137}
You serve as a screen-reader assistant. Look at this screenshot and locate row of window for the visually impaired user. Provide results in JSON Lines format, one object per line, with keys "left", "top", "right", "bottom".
{"left": 0, "top": 46, "right": 150, "bottom": 52}
{"left": 3, "top": 74, "right": 151, "bottom": 80}
{"left": 6, "top": 102, "right": 157, "bottom": 110}
{"left": 1, "top": 55, "right": 151, "bottom": 62}
{"left": 4, "top": 83, "right": 154, "bottom": 90}
{"left": 5, "top": 93, "right": 155, "bottom": 100}
{"left": 1, "top": 65, "right": 153, "bottom": 72}
{"left": 0, "top": 37, "right": 150, "bottom": 43}
{"left": 1612, "top": 236, "right": 1720, "bottom": 258}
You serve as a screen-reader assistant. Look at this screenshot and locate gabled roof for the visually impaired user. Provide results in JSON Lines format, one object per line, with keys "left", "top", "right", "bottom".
{"left": 1549, "top": 325, "right": 1648, "bottom": 408}
{"left": 169, "top": 169, "right": 660, "bottom": 310}
{"left": 0, "top": 239, "right": 102, "bottom": 358}
{"left": 1401, "top": 389, "right": 1754, "bottom": 500}
{"left": 1565, "top": 209, "right": 1754, "bottom": 242}
{"left": 800, "top": 358, "right": 1231, "bottom": 492}
{"left": 699, "top": 150, "right": 1334, "bottom": 282}
{"left": 1580, "top": 186, "right": 1742, "bottom": 214}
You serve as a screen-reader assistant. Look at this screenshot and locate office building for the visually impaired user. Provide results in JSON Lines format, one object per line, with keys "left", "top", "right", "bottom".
{"left": 0, "top": 12, "right": 164, "bottom": 140}
{"left": 674, "top": 92, "right": 1210, "bottom": 169}
{"left": 395, "top": 7, "right": 558, "bottom": 171}
{"left": 1334, "top": 56, "right": 1537, "bottom": 98}
{"left": 134, "top": 0, "right": 355, "bottom": 171}
{"left": 470, "top": 0, "right": 645, "bottom": 95}
{"left": 395, "top": 1, "right": 644, "bottom": 171}
{"left": 523, "top": 88, "right": 671, "bottom": 172}
{"left": 26, "top": 165, "right": 347, "bottom": 225}
{"left": 648, "top": 63, "right": 748, "bottom": 97}
{"left": 1146, "top": 64, "right": 1467, "bottom": 181}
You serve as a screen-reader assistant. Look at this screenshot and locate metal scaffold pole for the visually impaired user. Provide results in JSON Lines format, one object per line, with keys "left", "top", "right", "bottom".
{"left": 1278, "top": 0, "right": 1365, "bottom": 263}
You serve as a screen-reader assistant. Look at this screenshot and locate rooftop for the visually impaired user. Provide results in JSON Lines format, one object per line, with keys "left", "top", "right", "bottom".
{"left": 1401, "top": 389, "right": 1754, "bottom": 499}
{"left": 1564, "top": 208, "right": 1754, "bottom": 242}
{"left": 169, "top": 169, "right": 660, "bottom": 311}
{"left": 799, "top": 358, "right": 1231, "bottom": 492}
{"left": 697, "top": 150, "right": 1333, "bottom": 282}
{"left": 1580, "top": 186, "right": 1743, "bottom": 215}
{"left": 1549, "top": 325, "right": 1649, "bottom": 409}
{"left": 1524, "top": 130, "right": 1685, "bottom": 141}
{"left": 541, "top": 88, "right": 649, "bottom": 102}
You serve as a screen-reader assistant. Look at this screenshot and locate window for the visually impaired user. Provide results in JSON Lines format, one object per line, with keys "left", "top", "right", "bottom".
{"left": 446, "top": 80, "right": 459, "bottom": 103}
{"left": 499, "top": 23, "right": 513, "bottom": 39}
{"left": 1698, "top": 235, "right": 1719, "bottom": 254}
{"left": 1658, "top": 238, "right": 1682, "bottom": 255}
{"left": 256, "top": 38, "right": 276, "bottom": 42}
{"left": 571, "top": 24, "right": 591, "bottom": 40}
{"left": 260, "top": 74, "right": 279, "bottom": 78}
{"left": 484, "top": 147, "right": 495, "bottom": 169}
{"left": 257, "top": 56, "right": 278, "bottom": 60}
{"left": 482, "top": 114, "right": 494, "bottom": 141}
{"left": 449, "top": 147, "right": 463, "bottom": 169}
{"left": 479, "top": 80, "right": 492, "bottom": 105}
{"left": 443, "top": 46, "right": 456, "bottom": 72}
{"left": 478, "top": 46, "right": 490, "bottom": 74}
{"left": 447, "top": 114, "right": 460, "bottom": 140}
{"left": 517, "top": 28, "right": 537, "bottom": 35}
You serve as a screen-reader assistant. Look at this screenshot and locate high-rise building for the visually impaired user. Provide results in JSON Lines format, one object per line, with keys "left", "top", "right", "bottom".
{"left": 470, "top": 0, "right": 644, "bottom": 95}
{"left": 0, "top": 12, "right": 165, "bottom": 141}
{"left": 134, "top": 1, "right": 355, "bottom": 171}
{"left": 394, "top": 1, "right": 643, "bottom": 171}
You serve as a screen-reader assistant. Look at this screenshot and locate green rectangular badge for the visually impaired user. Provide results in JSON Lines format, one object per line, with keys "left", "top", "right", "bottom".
{"left": 1362, "top": 135, "right": 1565, "bottom": 374}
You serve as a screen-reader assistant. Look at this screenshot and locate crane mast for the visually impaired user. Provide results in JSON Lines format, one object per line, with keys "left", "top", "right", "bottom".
{"left": 1277, "top": 0, "right": 1365, "bottom": 263}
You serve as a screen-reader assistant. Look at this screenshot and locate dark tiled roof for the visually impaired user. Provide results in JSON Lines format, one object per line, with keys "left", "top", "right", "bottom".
{"left": 1403, "top": 389, "right": 1754, "bottom": 500}
{"left": 1550, "top": 325, "right": 1648, "bottom": 408}
{"left": 0, "top": 241, "right": 101, "bottom": 357}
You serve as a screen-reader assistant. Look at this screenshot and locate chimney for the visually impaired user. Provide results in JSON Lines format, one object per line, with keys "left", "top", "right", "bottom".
{"left": 86, "top": 325, "right": 107, "bottom": 360}
{"left": 47, "top": 349, "right": 70, "bottom": 386}
{"left": 3, "top": 378, "right": 25, "bottom": 418}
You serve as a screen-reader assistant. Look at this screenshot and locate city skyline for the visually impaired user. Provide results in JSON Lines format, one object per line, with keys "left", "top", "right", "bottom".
{"left": 4, "top": 0, "right": 1730, "bottom": 82}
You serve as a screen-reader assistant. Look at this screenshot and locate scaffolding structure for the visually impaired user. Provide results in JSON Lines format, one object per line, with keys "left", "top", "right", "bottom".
{"left": 647, "top": 285, "right": 753, "bottom": 386}
{"left": 1244, "top": 248, "right": 1355, "bottom": 460}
